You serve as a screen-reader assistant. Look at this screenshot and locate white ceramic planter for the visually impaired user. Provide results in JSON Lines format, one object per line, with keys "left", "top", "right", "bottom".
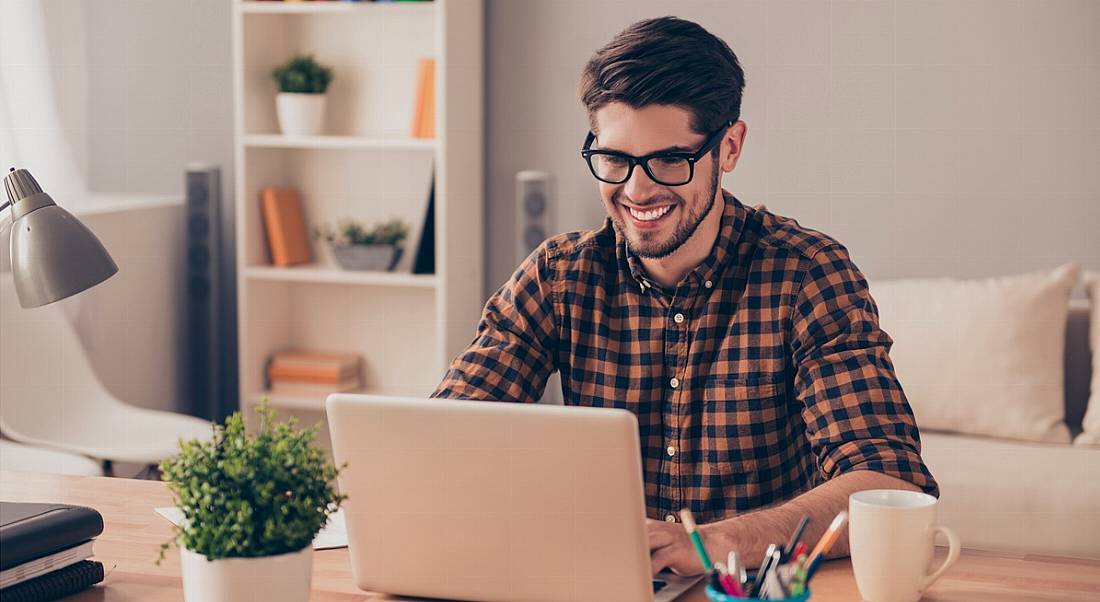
{"left": 180, "top": 545, "right": 313, "bottom": 602}
{"left": 275, "top": 92, "right": 326, "bottom": 136}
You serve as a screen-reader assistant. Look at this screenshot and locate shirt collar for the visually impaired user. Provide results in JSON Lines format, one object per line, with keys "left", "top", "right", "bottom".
{"left": 621, "top": 190, "right": 748, "bottom": 291}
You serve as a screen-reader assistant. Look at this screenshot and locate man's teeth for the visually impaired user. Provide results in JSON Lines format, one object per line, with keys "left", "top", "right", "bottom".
{"left": 628, "top": 205, "right": 673, "bottom": 222}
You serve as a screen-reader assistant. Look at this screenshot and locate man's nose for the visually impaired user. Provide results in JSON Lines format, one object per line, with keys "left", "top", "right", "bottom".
{"left": 623, "top": 162, "right": 661, "bottom": 203}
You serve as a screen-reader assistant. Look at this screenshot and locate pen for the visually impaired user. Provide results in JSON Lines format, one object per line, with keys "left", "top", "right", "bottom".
{"left": 713, "top": 562, "right": 739, "bottom": 596}
{"left": 803, "top": 511, "right": 848, "bottom": 580}
{"left": 790, "top": 541, "right": 807, "bottom": 566}
{"left": 789, "top": 554, "right": 808, "bottom": 596}
{"left": 781, "top": 515, "right": 810, "bottom": 562}
{"left": 727, "top": 551, "right": 745, "bottom": 586}
{"left": 749, "top": 543, "right": 778, "bottom": 597}
{"left": 678, "top": 509, "right": 713, "bottom": 572}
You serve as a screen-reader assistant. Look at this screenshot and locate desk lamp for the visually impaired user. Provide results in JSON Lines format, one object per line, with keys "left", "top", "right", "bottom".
{"left": 2, "top": 167, "right": 118, "bottom": 307}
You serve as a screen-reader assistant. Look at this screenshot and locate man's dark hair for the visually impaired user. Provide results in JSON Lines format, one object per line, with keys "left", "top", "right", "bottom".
{"left": 579, "top": 16, "right": 746, "bottom": 141}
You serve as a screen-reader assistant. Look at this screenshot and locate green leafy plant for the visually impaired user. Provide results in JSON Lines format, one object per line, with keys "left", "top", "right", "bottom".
{"left": 272, "top": 54, "right": 333, "bottom": 94}
{"left": 314, "top": 217, "right": 409, "bottom": 247}
{"left": 158, "top": 399, "right": 345, "bottom": 562}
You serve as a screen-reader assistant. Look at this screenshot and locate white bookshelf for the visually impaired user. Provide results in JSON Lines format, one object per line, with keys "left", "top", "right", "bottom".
{"left": 244, "top": 265, "right": 438, "bottom": 287}
{"left": 232, "top": 0, "right": 483, "bottom": 416}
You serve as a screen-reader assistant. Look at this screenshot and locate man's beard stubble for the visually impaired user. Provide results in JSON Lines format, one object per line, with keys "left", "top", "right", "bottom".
{"left": 612, "top": 161, "right": 721, "bottom": 260}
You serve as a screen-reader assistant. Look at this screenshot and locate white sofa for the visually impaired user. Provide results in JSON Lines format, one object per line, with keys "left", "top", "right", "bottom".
{"left": 917, "top": 299, "right": 1099, "bottom": 559}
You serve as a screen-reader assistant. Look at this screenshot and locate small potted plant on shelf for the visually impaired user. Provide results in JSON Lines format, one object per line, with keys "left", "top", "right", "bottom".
{"left": 272, "top": 54, "right": 334, "bottom": 136}
{"left": 314, "top": 217, "right": 409, "bottom": 271}
{"left": 158, "top": 399, "right": 345, "bottom": 602}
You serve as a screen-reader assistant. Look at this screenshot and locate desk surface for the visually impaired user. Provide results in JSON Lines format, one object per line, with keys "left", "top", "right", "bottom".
{"left": 1, "top": 471, "right": 1097, "bottom": 602}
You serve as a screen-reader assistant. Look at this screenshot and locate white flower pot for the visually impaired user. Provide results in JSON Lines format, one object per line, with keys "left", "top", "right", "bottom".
{"left": 180, "top": 545, "right": 312, "bottom": 602}
{"left": 275, "top": 92, "right": 326, "bottom": 136}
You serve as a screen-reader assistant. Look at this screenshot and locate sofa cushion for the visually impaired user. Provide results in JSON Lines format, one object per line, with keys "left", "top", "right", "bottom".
{"left": 869, "top": 263, "right": 1079, "bottom": 443}
{"left": 1075, "top": 273, "right": 1100, "bottom": 446}
{"left": 919, "top": 431, "right": 1100, "bottom": 559}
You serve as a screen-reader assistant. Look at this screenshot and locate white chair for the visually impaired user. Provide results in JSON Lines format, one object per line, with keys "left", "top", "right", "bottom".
{"left": 0, "top": 439, "right": 102, "bottom": 476}
{"left": 0, "top": 280, "right": 212, "bottom": 471}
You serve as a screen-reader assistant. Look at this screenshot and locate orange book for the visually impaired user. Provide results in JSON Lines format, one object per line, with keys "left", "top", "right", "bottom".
{"left": 268, "top": 366, "right": 359, "bottom": 383}
{"left": 411, "top": 57, "right": 436, "bottom": 138}
{"left": 268, "top": 352, "right": 360, "bottom": 381}
{"left": 260, "top": 187, "right": 311, "bottom": 267}
{"left": 270, "top": 351, "right": 360, "bottom": 368}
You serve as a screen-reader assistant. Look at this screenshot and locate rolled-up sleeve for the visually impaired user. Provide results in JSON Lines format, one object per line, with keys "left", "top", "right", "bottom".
{"left": 431, "top": 245, "right": 558, "bottom": 403}
{"left": 790, "top": 243, "right": 939, "bottom": 498}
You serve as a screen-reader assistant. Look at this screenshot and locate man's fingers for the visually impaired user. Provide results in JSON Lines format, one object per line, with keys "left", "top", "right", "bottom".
{"left": 650, "top": 544, "right": 676, "bottom": 577}
{"left": 647, "top": 525, "right": 676, "bottom": 550}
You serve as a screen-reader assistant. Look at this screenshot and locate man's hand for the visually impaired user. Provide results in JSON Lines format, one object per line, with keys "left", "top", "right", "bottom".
{"left": 646, "top": 518, "right": 713, "bottom": 577}
{"left": 645, "top": 473, "right": 920, "bottom": 577}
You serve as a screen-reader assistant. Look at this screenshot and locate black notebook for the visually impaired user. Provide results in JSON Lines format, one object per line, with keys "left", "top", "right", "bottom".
{"left": 0, "top": 503, "right": 104, "bottom": 571}
{"left": 0, "top": 560, "right": 104, "bottom": 602}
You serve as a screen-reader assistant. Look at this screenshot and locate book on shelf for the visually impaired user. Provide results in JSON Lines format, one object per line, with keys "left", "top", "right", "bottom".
{"left": 268, "top": 351, "right": 360, "bottom": 377}
{"left": 269, "top": 380, "right": 364, "bottom": 397}
{"left": 266, "top": 351, "right": 364, "bottom": 396}
{"left": 411, "top": 57, "right": 436, "bottom": 138}
{"left": 411, "top": 169, "right": 435, "bottom": 274}
{"left": 259, "top": 187, "right": 312, "bottom": 267}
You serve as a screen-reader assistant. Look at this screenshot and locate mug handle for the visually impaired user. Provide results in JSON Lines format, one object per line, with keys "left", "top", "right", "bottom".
{"left": 919, "top": 525, "right": 960, "bottom": 592}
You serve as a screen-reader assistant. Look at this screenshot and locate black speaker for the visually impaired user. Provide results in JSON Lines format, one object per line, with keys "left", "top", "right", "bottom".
{"left": 515, "top": 170, "right": 552, "bottom": 262}
{"left": 184, "top": 163, "right": 223, "bottom": 420}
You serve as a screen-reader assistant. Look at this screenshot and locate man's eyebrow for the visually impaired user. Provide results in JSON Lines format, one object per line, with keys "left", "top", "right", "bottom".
{"left": 595, "top": 142, "right": 696, "bottom": 154}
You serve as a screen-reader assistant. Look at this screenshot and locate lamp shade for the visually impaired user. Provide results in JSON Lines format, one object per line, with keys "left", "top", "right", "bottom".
{"left": 4, "top": 168, "right": 118, "bottom": 308}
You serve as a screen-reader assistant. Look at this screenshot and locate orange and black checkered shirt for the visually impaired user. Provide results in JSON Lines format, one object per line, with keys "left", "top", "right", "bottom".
{"left": 433, "top": 191, "right": 939, "bottom": 523}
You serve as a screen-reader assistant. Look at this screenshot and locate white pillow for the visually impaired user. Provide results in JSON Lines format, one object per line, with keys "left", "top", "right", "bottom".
{"left": 1074, "top": 272, "right": 1100, "bottom": 446}
{"left": 868, "top": 263, "right": 1080, "bottom": 443}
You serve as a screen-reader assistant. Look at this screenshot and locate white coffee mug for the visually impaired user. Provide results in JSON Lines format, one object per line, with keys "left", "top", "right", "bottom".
{"left": 848, "top": 489, "right": 960, "bottom": 602}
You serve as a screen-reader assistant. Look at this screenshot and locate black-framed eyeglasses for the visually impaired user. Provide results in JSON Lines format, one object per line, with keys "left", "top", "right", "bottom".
{"left": 580, "top": 120, "right": 732, "bottom": 187}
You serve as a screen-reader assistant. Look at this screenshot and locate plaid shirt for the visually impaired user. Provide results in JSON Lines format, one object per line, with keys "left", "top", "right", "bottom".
{"left": 433, "top": 191, "right": 938, "bottom": 523}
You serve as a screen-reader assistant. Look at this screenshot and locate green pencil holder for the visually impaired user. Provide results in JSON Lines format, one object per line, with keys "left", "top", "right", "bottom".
{"left": 704, "top": 583, "right": 810, "bottom": 602}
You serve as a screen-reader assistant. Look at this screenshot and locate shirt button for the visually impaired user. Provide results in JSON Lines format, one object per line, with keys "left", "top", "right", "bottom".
{"left": 669, "top": 377, "right": 680, "bottom": 389}
{"left": 665, "top": 513, "right": 677, "bottom": 523}
{"left": 704, "top": 280, "right": 713, "bottom": 289}
{"left": 673, "top": 313, "right": 685, "bottom": 324}
{"left": 666, "top": 445, "right": 676, "bottom": 457}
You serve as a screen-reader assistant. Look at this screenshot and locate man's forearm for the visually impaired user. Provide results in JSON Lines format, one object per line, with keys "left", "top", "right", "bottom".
{"left": 702, "top": 470, "right": 922, "bottom": 568}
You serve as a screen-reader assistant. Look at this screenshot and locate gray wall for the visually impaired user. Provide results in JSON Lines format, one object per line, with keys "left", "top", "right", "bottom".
{"left": 484, "top": 0, "right": 1099, "bottom": 297}
{"left": 0, "top": 0, "right": 235, "bottom": 414}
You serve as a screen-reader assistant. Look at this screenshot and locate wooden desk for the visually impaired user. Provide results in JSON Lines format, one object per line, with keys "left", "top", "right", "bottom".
{"left": 2, "top": 471, "right": 1097, "bottom": 602}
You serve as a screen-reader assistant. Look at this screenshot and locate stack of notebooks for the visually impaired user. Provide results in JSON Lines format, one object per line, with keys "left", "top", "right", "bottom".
{"left": 267, "top": 351, "right": 363, "bottom": 398}
{"left": 0, "top": 502, "right": 105, "bottom": 602}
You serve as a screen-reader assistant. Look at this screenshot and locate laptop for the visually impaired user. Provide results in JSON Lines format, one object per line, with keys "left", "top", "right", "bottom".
{"left": 326, "top": 394, "right": 702, "bottom": 602}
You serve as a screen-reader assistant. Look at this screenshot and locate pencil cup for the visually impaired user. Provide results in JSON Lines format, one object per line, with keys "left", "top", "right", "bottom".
{"left": 704, "top": 584, "right": 810, "bottom": 601}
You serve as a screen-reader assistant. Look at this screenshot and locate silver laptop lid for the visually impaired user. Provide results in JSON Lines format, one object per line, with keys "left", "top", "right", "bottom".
{"left": 326, "top": 394, "right": 656, "bottom": 602}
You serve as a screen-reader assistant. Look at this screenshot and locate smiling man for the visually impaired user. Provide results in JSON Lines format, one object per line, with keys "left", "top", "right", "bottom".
{"left": 433, "top": 16, "right": 938, "bottom": 577}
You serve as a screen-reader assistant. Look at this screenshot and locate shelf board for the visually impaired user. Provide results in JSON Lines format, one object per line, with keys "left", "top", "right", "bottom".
{"left": 248, "top": 387, "right": 433, "bottom": 411}
{"left": 239, "top": 1, "right": 435, "bottom": 15}
{"left": 248, "top": 391, "right": 335, "bottom": 411}
{"left": 245, "top": 265, "right": 437, "bottom": 287}
{"left": 243, "top": 134, "right": 436, "bottom": 151}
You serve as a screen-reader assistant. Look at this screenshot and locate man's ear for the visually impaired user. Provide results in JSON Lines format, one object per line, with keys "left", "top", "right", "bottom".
{"left": 719, "top": 120, "right": 747, "bottom": 173}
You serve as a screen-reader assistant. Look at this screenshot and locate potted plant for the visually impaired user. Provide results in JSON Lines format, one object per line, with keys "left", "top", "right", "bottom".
{"left": 158, "top": 400, "right": 345, "bottom": 602}
{"left": 314, "top": 217, "right": 409, "bottom": 271}
{"left": 271, "top": 54, "right": 334, "bottom": 136}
